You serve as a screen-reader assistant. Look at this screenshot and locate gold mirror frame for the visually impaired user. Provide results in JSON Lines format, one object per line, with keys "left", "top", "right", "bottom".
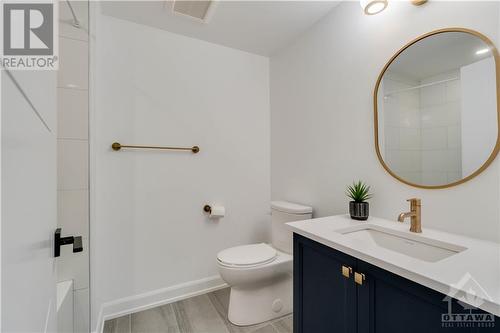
{"left": 374, "top": 28, "right": 500, "bottom": 189}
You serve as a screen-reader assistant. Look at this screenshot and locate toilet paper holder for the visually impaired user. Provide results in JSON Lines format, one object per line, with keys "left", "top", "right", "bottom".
{"left": 203, "top": 204, "right": 225, "bottom": 218}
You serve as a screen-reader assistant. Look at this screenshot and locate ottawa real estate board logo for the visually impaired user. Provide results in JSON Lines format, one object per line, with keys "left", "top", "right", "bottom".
{"left": 442, "top": 273, "right": 496, "bottom": 329}
{"left": 1, "top": 2, "right": 58, "bottom": 70}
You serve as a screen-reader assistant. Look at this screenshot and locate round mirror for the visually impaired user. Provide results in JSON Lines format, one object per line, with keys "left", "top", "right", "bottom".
{"left": 375, "top": 28, "right": 500, "bottom": 189}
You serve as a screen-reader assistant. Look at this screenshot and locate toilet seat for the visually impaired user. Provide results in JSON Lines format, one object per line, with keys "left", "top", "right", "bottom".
{"left": 217, "top": 243, "right": 277, "bottom": 268}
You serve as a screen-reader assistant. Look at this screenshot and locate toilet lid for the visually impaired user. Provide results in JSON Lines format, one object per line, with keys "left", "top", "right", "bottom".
{"left": 217, "top": 243, "right": 277, "bottom": 267}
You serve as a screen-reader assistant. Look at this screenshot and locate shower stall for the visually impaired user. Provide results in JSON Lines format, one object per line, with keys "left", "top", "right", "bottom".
{"left": 56, "top": 1, "right": 90, "bottom": 332}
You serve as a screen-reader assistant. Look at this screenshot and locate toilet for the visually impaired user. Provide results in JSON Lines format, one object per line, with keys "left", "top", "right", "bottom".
{"left": 217, "top": 201, "right": 313, "bottom": 326}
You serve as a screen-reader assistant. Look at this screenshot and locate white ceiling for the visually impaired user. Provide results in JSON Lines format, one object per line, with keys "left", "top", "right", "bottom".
{"left": 388, "top": 32, "right": 492, "bottom": 80}
{"left": 100, "top": 1, "right": 340, "bottom": 56}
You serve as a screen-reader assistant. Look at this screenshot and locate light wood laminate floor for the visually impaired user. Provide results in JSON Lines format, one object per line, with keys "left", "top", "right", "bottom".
{"left": 103, "top": 288, "right": 293, "bottom": 333}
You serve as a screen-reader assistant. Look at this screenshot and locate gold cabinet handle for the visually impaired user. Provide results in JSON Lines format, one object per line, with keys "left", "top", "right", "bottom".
{"left": 341, "top": 265, "right": 352, "bottom": 278}
{"left": 354, "top": 272, "right": 365, "bottom": 285}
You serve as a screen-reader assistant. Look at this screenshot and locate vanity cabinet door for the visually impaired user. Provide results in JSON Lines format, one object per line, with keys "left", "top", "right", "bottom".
{"left": 356, "top": 260, "right": 474, "bottom": 333}
{"left": 294, "top": 234, "right": 357, "bottom": 333}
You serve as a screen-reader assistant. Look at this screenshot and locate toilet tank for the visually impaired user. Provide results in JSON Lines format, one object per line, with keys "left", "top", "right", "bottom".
{"left": 271, "top": 201, "right": 312, "bottom": 254}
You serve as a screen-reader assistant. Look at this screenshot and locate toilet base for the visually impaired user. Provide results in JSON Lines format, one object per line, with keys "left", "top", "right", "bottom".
{"left": 227, "top": 274, "right": 292, "bottom": 326}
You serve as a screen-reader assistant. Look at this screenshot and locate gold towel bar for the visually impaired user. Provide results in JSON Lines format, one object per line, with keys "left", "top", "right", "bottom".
{"left": 111, "top": 142, "right": 200, "bottom": 153}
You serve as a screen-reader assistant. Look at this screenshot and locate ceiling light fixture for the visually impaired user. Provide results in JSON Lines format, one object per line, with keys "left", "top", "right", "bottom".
{"left": 360, "top": 0, "right": 388, "bottom": 15}
{"left": 411, "top": 0, "right": 428, "bottom": 5}
{"left": 476, "top": 48, "right": 490, "bottom": 55}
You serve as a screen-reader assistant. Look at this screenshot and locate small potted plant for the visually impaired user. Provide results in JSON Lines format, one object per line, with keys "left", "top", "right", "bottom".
{"left": 346, "top": 181, "right": 372, "bottom": 221}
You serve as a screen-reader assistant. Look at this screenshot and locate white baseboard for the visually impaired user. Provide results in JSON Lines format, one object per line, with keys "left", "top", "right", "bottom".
{"left": 94, "top": 275, "right": 228, "bottom": 333}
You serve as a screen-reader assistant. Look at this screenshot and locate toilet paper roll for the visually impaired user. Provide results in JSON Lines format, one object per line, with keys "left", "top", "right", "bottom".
{"left": 209, "top": 206, "right": 225, "bottom": 219}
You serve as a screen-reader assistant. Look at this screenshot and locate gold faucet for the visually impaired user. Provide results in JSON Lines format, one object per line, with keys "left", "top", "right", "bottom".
{"left": 397, "top": 198, "right": 422, "bottom": 233}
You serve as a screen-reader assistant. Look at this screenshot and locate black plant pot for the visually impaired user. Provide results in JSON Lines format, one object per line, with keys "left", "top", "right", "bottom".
{"left": 349, "top": 201, "right": 369, "bottom": 221}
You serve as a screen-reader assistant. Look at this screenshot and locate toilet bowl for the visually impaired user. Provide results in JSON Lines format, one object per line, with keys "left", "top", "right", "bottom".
{"left": 217, "top": 201, "right": 312, "bottom": 326}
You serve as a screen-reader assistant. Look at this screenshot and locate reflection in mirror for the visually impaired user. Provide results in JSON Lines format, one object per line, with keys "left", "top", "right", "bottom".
{"left": 376, "top": 30, "right": 499, "bottom": 188}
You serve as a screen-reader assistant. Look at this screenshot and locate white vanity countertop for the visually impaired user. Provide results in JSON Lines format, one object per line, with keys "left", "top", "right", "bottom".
{"left": 287, "top": 215, "right": 500, "bottom": 316}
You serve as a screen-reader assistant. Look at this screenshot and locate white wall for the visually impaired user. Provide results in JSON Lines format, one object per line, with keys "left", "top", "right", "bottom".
{"left": 461, "top": 57, "right": 497, "bottom": 176}
{"left": 90, "top": 10, "right": 270, "bottom": 330}
{"left": 271, "top": 1, "right": 500, "bottom": 242}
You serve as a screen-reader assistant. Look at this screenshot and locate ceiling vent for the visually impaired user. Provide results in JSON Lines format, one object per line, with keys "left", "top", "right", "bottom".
{"left": 172, "top": 1, "right": 215, "bottom": 23}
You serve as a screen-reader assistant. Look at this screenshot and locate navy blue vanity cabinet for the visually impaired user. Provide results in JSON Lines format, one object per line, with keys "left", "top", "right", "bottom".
{"left": 293, "top": 234, "right": 357, "bottom": 333}
{"left": 294, "top": 234, "right": 499, "bottom": 333}
{"left": 356, "top": 260, "right": 470, "bottom": 333}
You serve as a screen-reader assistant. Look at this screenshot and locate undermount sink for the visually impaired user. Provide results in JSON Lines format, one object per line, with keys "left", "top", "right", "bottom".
{"left": 337, "top": 225, "right": 467, "bottom": 263}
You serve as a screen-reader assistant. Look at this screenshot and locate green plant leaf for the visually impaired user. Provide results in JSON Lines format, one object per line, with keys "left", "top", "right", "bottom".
{"left": 346, "top": 180, "right": 373, "bottom": 202}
